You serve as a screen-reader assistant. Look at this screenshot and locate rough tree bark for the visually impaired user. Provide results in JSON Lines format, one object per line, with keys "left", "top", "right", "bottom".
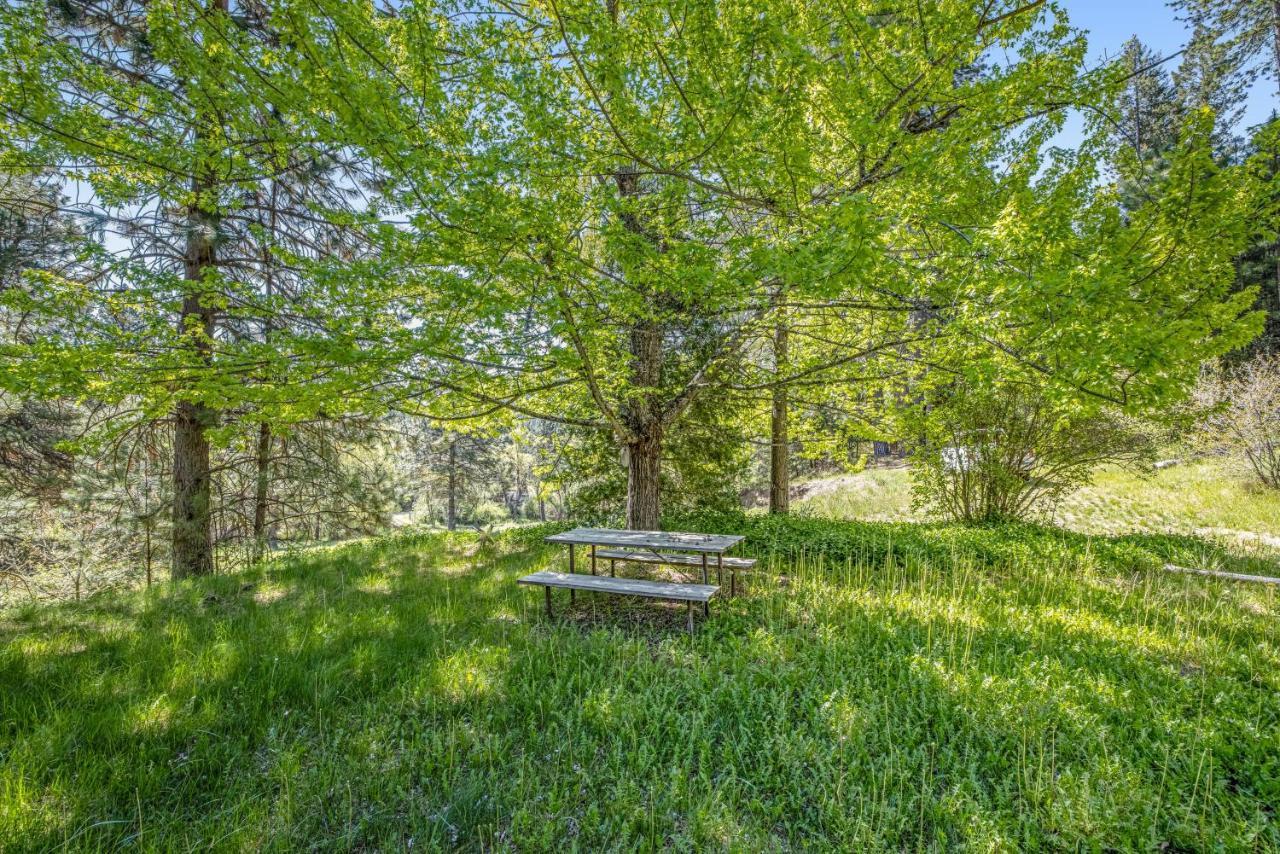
{"left": 251, "top": 420, "right": 271, "bottom": 562}
{"left": 446, "top": 438, "right": 458, "bottom": 531}
{"left": 170, "top": 0, "right": 227, "bottom": 579}
{"left": 769, "top": 320, "right": 790, "bottom": 514}
{"left": 625, "top": 430, "right": 663, "bottom": 530}
{"left": 623, "top": 309, "right": 664, "bottom": 530}
{"left": 617, "top": 166, "right": 666, "bottom": 531}
{"left": 172, "top": 212, "right": 217, "bottom": 579}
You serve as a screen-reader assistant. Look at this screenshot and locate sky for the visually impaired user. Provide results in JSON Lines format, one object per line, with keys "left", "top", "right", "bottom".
{"left": 1059, "top": 0, "right": 1276, "bottom": 145}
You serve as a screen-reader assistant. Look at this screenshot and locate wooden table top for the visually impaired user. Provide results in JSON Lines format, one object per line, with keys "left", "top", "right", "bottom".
{"left": 544, "top": 526, "right": 744, "bottom": 554}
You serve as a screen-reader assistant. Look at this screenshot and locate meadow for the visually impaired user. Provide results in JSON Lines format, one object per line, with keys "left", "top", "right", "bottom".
{"left": 797, "top": 458, "right": 1280, "bottom": 562}
{"left": 2, "top": 515, "right": 1277, "bottom": 850}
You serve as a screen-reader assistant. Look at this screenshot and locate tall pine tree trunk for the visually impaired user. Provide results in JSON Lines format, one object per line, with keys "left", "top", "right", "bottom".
{"left": 251, "top": 176, "right": 280, "bottom": 564}
{"left": 1272, "top": 2, "right": 1280, "bottom": 98}
{"left": 769, "top": 321, "right": 790, "bottom": 515}
{"left": 446, "top": 438, "right": 458, "bottom": 531}
{"left": 251, "top": 420, "right": 271, "bottom": 562}
{"left": 171, "top": 0, "right": 226, "bottom": 579}
{"left": 172, "top": 215, "right": 217, "bottom": 579}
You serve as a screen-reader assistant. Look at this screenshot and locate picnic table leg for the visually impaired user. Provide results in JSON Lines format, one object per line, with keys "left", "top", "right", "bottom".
{"left": 687, "top": 600, "right": 694, "bottom": 635}
{"left": 609, "top": 558, "right": 615, "bottom": 577}
{"left": 701, "top": 554, "right": 709, "bottom": 618}
{"left": 717, "top": 553, "right": 723, "bottom": 586}
{"left": 568, "top": 544, "right": 575, "bottom": 604}
{"left": 590, "top": 544, "right": 597, "bottom": 575}
{"left": 545, "top": 585, "right": 553, "bottom": 619}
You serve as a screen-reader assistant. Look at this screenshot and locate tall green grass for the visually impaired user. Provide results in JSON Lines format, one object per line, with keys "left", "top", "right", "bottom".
{"left": 792, "top": 466, "right": 918, "bottom": 522}
{"left": 2, "top": 522, "right": 1277, "bottom": 850}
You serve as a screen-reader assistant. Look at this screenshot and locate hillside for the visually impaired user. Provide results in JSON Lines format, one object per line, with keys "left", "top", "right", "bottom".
{"left": 796, "top": 459, "right": 1280, "bottom": 562}
{"left": 2, "top": 519, "right": 1277, "bottom": 850}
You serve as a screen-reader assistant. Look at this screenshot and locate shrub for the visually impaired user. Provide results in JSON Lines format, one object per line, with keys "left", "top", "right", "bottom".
{"left": 903, "top": 384, "right": 1156, "bottom": 523}
{"left": 1195, "top": 354, "right": 1280, "bottom": 488}
{"left": 464, "top": 500, "right": 510, "bottom": 528}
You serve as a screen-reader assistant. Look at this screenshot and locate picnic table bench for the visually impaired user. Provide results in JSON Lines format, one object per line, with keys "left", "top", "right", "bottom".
{"left": 517, "top": 527, "right": 755, "bottom": 633}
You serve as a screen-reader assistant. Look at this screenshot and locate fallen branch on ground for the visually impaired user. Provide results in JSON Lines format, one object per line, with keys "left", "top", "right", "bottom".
{"left": 1162, "top": 563, "right": 1280, "bottom": 585}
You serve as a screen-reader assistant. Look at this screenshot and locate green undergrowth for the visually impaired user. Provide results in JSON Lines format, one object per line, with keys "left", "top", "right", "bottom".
{"left": 2, "top": 520, "right": 1277, "bottom": 850}
{"left": 673, "top": 508, "right": 1280, "bottom": 580}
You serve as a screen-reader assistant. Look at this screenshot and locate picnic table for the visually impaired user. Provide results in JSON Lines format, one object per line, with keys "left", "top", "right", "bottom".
{"left": 517, "top": 527, "right": 755, "bottom": 634}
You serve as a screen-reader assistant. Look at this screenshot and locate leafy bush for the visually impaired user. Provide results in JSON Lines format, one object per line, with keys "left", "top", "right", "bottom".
{"left": 464, "top": 500, "right": 510, "bottom": 528}
{"left": 1195, "top": 354, "right": 1280, "bottom": 488}
{"left": 494, "top": 520, "right": 571, "bottom": 550}
{"left": 901, "top": 384, "right": 1156, "bottom": 523}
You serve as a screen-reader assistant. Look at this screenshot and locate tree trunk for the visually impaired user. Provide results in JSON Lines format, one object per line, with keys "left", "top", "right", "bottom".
{"left": 172, "top": 399, "right": 213, "bottom": 578}
{"left": 251, "top": 420, "right": 271, "bottom": 562}
{"left": 446, "top": 438, "right": 457, "bottom": 531}
{"left": 172, "top": 228, "right": 217, "bottom": 580}
{"left": 171, "top": 1, "right": 225, "bottom": 580}
{"left": 622, "top": 305, "right": 664, "bottom": 530}
{"left": 615, "top": 164, "right": 668, "bottom": 532}
{"left": 143, "top": 521, "right": 152, "bottom": 586}
{"left": 625, "top": 431, "right": 662, "bottom": 530}
{"left": 769, "top": 321, "right": 790, "bottom": 514}
{"left": 251, "top": 173, "right": 280, "bottom": 564}
{"left": 514, "top": 438, "right": 526, "bottom": 519}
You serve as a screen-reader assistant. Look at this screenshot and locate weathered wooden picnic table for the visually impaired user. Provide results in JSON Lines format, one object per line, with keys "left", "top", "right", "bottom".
{"left": 517, "top": 527, "right": 755, "bottom": 634}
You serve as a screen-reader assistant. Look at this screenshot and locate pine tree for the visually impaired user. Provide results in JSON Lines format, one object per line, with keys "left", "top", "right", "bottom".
{"left": 1175, "top": 23, "right": 1250, "bottom": 153}
{"left": 0, "top": 170, "right": 81, "bottom": 497}
{"left": 0, "top": 0, "right": 387, "bottom": 577}
{"left": 1108, "top": 37, "right": 1183, "bottom": 211}
{"left": 1174, "top": 0, "right": 1280, "bottom": 97}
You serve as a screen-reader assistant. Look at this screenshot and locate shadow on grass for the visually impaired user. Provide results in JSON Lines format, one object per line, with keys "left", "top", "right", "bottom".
{"left": 0, "top": 522, "right": 1276, "bottom": 850}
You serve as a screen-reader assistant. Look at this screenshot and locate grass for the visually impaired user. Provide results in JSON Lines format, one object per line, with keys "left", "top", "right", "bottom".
{"left": 1057, "top": 459, "right": 1280, "bottom": 540}
{"left": 792, "top": 464, "right": 917, "bottom": 522}
{"left": 2, "top": 520, "right": 1278, "bottom": 850}
{"left": 796, "top": 457, "right": 1280, "bottom": 564}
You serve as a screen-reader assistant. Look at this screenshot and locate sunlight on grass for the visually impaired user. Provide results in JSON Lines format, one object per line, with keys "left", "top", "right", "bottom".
{"left": 795, "top": 457, "right": 1280, "bottom": 572}
{"left": 1057, "top": 459, "right": 1280, "bottom": 542}
{"left": 1, "top": 524, "right": 1276, "bottom": 849}
{"left": 434, "top": 646, "right": 509, "bottom": 703}
{"left": 794, "top": 465, "right": 920, "bottom": 522}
